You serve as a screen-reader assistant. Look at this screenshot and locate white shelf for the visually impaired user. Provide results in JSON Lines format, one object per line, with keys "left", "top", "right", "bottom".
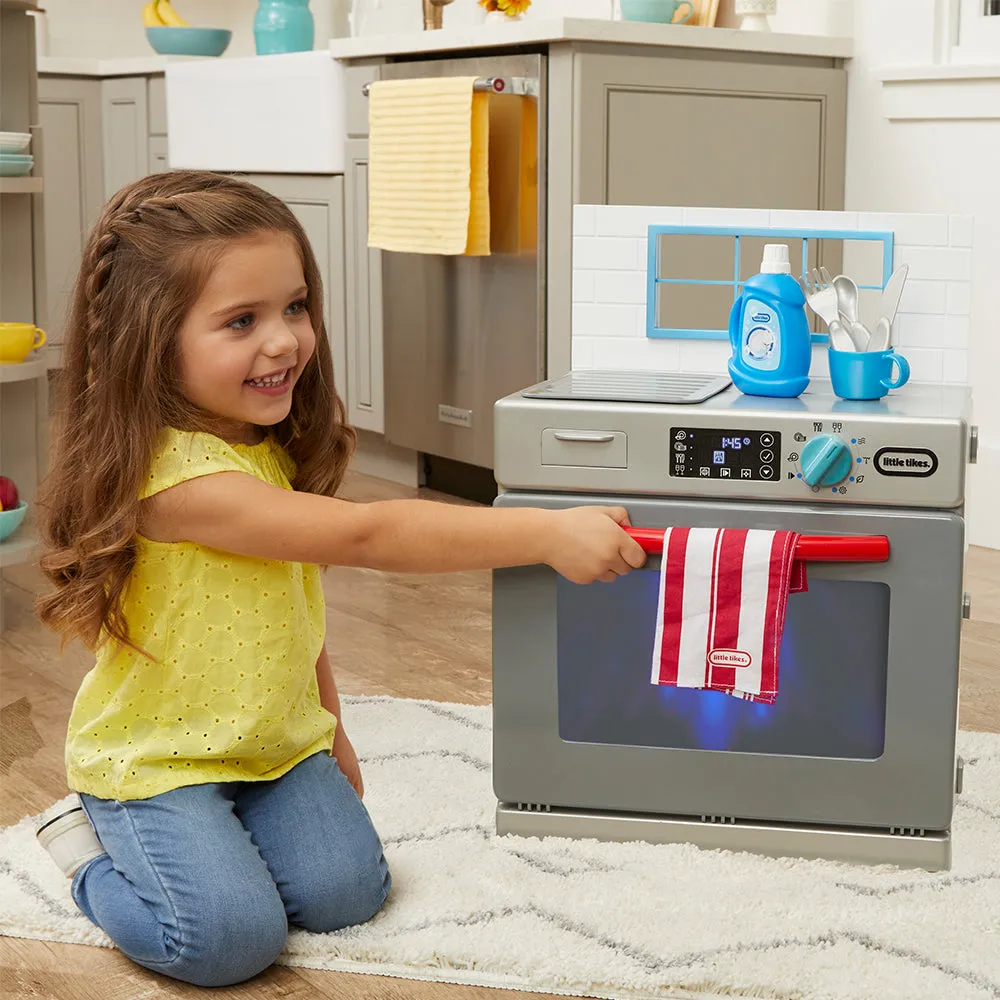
{"left": 0, "top": 358, "right": 46, "bottom": 382}
{"left": 0, "top": 524, "right": 38, "bottom": 569}
{"left": 0, "top": 176, "right": 43, "bottom": 194}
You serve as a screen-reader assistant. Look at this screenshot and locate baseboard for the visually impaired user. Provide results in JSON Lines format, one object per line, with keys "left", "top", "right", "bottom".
{"left": 350, "top": 430, "right": 421, "bottom": 488}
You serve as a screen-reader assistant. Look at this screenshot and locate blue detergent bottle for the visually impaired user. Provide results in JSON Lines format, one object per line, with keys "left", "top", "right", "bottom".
{"left": 728, "top": 244, "right": 811, "bottom": 398}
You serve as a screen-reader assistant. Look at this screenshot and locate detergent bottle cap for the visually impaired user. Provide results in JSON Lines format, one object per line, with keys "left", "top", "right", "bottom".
{"left": 760, "top": 244, "right": 792, "bottom": 275}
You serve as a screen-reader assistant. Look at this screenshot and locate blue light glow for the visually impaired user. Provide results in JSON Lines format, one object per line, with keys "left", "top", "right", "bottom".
{"left": 556, "top": 569, "right": 888, "bottom": 759}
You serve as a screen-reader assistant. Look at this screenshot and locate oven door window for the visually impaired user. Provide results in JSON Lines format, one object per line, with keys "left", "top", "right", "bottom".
{"left": 557, "top": 570, "right": 889, "bottom": 759}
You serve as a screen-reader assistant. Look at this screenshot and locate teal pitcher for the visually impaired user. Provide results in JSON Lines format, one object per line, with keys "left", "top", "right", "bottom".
{"left": 254, "top": 0, "right": 314, "bottom": 55}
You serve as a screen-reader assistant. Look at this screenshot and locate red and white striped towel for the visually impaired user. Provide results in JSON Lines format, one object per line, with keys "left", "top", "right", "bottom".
{"left": 650, "top": 528, "right": 806, "bottom": 705}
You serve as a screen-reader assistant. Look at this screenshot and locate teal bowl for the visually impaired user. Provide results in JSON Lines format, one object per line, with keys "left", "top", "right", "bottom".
{"left": 145, "top": 26, "right": 232, "bottom": 57}
{"left": 0, "top": 502, "right": 27, "bottom": 542}
{"left": 620, "top": 0, "right": 694, "bottom": 23}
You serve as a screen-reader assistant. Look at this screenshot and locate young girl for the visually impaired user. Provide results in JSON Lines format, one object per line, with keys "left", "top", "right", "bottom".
{"left": 34, "top": 170, "right": 645, "bottom": 988}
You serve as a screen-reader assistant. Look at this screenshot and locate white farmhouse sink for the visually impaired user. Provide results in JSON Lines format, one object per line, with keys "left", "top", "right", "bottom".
{"left": 166, "top": 50, "right": 345, "bottom": 174}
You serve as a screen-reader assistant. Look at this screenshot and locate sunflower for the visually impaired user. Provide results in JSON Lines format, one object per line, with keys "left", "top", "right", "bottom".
{"left": 496, "top": 0, "right": 531, "bottom": 13}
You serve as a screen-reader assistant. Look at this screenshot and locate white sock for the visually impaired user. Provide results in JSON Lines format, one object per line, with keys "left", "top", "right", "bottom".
{"left": 36, "top": 796, "right": 105, "bottom": 878}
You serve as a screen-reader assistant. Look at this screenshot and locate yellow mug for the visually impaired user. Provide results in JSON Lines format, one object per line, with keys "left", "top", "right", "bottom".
{"left": 0, "top": 322, "right": 47, "bottom": 364}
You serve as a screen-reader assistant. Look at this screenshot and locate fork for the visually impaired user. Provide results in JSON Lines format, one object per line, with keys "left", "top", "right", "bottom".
{"left": 799, "top": 269, "right": 858, "bottom": 353}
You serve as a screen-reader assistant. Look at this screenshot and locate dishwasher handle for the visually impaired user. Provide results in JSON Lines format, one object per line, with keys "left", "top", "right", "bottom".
{"left": 625, "top": 528, "right": 890, "bottom": 563}
{"left": 362, "top": 76, "right": 539, "bottom": 98}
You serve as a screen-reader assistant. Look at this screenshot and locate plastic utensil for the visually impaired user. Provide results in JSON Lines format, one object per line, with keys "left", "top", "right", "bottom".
{"left": 799, "top": 271, "right": 855, "bottom": 352}
{"left": 879, "top": 264, "right": 909, "bottom": 326}
{"left": 830, "top": 272, "right": 870, "bottom": 351}
{"left": 867, "top": 316, "right": 892, "bottom": 353}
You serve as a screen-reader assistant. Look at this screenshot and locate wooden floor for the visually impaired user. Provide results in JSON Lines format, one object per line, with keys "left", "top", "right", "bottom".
{"left": 3, "top": 470, "right": 1000, "bottom": 999}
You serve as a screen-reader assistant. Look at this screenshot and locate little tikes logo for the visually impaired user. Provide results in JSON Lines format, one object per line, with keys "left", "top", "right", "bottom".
{"left": 708, "top": 649, "right": 753, "bottom": 668}
{"left": 751, "top": 312, "right": 771, "bottom": 323}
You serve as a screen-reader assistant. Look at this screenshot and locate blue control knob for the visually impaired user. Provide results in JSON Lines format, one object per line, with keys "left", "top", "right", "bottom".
{"left": 800, "top": 435, "right": 853, "bottom": 488}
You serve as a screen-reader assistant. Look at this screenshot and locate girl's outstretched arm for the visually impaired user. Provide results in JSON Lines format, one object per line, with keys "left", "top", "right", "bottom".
{"left": 140, "top": 472, "right": 646, "bottom": 584}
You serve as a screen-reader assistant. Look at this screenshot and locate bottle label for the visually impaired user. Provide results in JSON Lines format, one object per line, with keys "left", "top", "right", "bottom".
{"left": 741, "top": 298, "right": 781, "bottom": 371}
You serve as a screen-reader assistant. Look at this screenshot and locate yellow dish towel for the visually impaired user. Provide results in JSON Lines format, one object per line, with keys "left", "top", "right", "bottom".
{"left": 367, "top": 77, "right": 490, "bottom": 256}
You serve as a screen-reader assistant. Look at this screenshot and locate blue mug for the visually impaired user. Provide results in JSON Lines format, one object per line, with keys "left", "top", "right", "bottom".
{"left": 828, "top": 348, "right": 910, "bottom": 401}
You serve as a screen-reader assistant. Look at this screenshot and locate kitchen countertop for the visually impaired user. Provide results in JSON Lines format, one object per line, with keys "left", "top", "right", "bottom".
{"left": 38, "top": 54, "right": 214, "bottom": 76}
{"left": 329, "top": 16, "right": 852, "bottom": 61}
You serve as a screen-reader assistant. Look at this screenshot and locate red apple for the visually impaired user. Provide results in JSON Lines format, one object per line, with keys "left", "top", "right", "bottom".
{"left": 0, "top": 476, "right": 18, "bottom": 512}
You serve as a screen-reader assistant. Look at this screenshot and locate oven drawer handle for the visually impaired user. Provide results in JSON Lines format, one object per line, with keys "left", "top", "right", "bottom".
{"left": 551, "top": 432, "right": 617, "bottom": 444}
{"left": 625, "top": 528, "right": 890, "bottom": 563}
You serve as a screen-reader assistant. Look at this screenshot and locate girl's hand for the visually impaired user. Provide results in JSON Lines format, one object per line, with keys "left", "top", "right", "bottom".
{"left": 543, "top": 506, "right": 647, "bottom": 584}
{"left": 332, "top": 726, "right": 364, "bottom": 799}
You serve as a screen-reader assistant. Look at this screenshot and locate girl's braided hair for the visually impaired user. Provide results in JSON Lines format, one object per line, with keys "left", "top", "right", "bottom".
{"left": 36, "top": 170, "right": 355, "bottom": 652}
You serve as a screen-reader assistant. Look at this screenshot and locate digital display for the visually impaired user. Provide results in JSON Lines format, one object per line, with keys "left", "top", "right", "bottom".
{"left": 670, "top": 428, "right": 780, "bottom": 482}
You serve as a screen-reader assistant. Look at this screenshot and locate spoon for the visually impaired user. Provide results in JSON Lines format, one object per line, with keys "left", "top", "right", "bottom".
{"left": 831, "top": 273, "right": 870, "bottom": 351}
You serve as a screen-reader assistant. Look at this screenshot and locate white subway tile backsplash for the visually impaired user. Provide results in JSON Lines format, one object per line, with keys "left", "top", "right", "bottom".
{"left": 573, "top": 270, "right": 596, "bottom": 304}
{"left": 898, "top": 280, "right": 947, "bottom": 316}
{"left": 769, "top": 209, "right": 859, "bottom": 231}
{"left": 949, "top": 215, "right": 975, "bottom": 248}
{"left": 572, "top": 337, "right": 596, "bottom": 370}
{"left": 572, "top": 205, "right": 973, "bottom": 387}
{"left": 594, "top": 270, "right": 647, "bottom": 305}
{"left": 947, "top": 282, "right": 973, "bottom": 316}
{"left": 902, "top": 348, "right": 945, "bottom": 383}
{"left": 572, "top": 303, "right": 644, "bottom": 339}
{"left": 810, "top": 346, "right": 831, "bottom": 379}
{"left": 895, "top": 245, "right": 973, "bottom": 281}
{"left": 857, "top": 212, "right": 950, "bottom": 246}
{"left": 942, "top": 350, "right": 969, "bottom": 385}
{"left": 596, "top": 205, "right": 684, "bottom": 238}
{"left": 573, "top": 205, "right": 597, "bottom": 237}
{"left": 675, "top": 339, "right": 731, "bottom": 375}
{"left": 895, "top": 314, "right": 970, "bottom": 350}
{"left": 573, "top": 236, "right": 640, "bottom": 271}
{"left": 590, "top": 336, "right": 680, "bottom": 371}
{"left": 683, "top": 207, "right": 771, "bottom": 228}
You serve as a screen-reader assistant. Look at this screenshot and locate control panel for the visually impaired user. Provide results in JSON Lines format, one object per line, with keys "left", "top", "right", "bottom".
{"left": 666, "top": 418, "right": 951, "bottom": 503}
{"left": 670, "top": 428, "right": 779, "bottom": 482}
{"left": 493, "top": 379, "right": 971, "bottom": 510}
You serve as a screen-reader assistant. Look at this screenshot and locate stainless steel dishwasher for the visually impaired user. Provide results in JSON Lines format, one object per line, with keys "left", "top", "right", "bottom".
{"left": 377, "top": 53, "right": 546, "bottom": 472}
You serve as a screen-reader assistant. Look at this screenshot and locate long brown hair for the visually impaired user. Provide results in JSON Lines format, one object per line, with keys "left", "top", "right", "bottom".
{"left": 36, "top": 170, "right": 356, "bottom": 652}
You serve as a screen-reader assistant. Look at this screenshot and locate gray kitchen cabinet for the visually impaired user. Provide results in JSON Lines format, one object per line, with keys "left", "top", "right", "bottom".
{"left": 574, "top": 49, "right": 846, "bottom": 210}
{"left": 38, "top": 76, "right": 104, "bottom": 346}
{"left": 241, "top": 174, "right": 348, "bottom": 398}
{"left": 39, "top": 71, "right": 169, "bottom": 347}
{"left": 101, "top": 76, "right": 149, "bottom": 199}
{"left": 343, "top": 139, "right": 384, "bottom": 434}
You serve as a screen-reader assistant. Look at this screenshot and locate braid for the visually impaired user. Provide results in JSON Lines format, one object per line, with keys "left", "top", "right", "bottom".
{"left": 37, "top": 169, "right": 356, "bottom": 652}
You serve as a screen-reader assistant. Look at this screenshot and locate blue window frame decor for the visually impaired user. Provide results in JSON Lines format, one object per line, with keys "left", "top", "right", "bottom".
{"left": 645, "top": 225, "right": 895, "bottom": 344}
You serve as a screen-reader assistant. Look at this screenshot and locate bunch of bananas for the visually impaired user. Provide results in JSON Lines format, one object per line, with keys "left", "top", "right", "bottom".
{"left": 142, "top": 0, "right": 190, "bottom": 27}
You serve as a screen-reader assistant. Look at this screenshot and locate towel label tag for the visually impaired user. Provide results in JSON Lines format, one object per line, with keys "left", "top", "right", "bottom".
{"left": 438, "top": 405, "right": 473, "bottom": 429}
{"left": 708, "top": 649, "right": 753, "bottom": 668}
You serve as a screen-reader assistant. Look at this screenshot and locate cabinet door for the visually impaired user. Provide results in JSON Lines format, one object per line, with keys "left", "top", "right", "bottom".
{"left": 148, "top": 134, "right": 168, "bottom": 174}
{"left": 575, "top": 50, "right": 847, "bottom": 209}
{"left": 343, "top": 139, "right": 384, "bottom": 434}
{"left": 241, "top": 174, "right": 347, "bottom": 401}
{"left": 101, "top": 76, "right": 148, "bottom": 199}
{"left": 38, "top": 76, "right": 105, "bottom": 344}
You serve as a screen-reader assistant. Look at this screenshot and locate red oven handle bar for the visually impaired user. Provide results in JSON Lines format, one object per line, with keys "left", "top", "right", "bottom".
{"left": 624, "top": 528, "right": 890, "bottom": 563}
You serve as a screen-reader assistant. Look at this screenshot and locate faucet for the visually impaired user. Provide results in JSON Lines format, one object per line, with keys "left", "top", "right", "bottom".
{"left": 422, "top": 0, "right": 454, "bottom": 29}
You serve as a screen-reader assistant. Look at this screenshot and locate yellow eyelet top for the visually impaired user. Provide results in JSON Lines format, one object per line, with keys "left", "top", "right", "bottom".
{"left": 65, "top": 428, "right": 334, "bottom": 802}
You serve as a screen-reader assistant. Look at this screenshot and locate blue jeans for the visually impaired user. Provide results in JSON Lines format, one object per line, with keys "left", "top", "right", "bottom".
{"left": 73, "top": 750, "right": 391, "bottom": 987}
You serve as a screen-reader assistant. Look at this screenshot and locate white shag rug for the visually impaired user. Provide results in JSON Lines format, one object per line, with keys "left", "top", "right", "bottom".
{"left": 2, "top": 695, "right": 999, "bottom": 1000}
